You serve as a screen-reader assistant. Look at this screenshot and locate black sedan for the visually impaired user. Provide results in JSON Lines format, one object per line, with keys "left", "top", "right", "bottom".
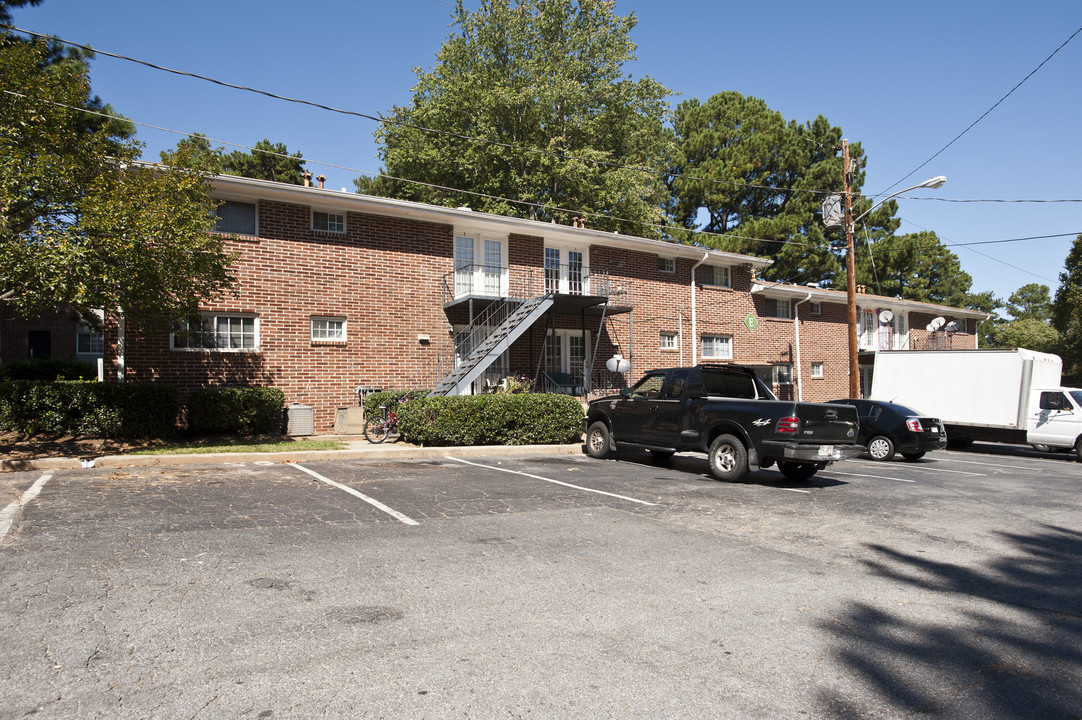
{"left": 827, "top": 399, "right": 947, "bottom": 461}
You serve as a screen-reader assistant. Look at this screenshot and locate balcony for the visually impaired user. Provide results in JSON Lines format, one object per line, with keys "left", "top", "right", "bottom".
{"left": 441, "top": 264, "right": 633, "bottom": 315}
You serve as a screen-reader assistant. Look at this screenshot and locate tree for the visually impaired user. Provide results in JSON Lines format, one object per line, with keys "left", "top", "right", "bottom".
{"left": 1052, "top": 234, "right": 1082, "bottom": 377}
{"left": 224, "top": 139, "right": 305, "bottom": 184}
{"left": 1, "top": 35, "right": 236, "bottom": 331}
{"left": 1005, "top": 283, "right": 1053, "bottom": 321}
{"left": 0, "top": 0, "right": 41, "bottom": 24}
{"left": 357, "top": 0, "right": 673, "bottom": 236}
{"left": 855, "top": 231, "right": 972, "bottom": 306}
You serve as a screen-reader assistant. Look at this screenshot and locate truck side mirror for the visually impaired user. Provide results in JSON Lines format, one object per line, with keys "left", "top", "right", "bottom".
{"left": 620, "top": 387, "right": 631, "bottom": 398}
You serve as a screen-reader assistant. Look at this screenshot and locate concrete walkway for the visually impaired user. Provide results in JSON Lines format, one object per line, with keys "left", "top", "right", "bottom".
{"left": 2, "top": 437, "right": 585, "bottom": 473}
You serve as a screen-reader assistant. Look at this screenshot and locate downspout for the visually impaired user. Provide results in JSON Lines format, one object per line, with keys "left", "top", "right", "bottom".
{"left": 117, "top": 312, "right": 126, "bottom": 383}
{"left": 690, "top": 252, "right": 709, "bottom": 365}
{"left": 793, "top": 293, "right": 812, "bottom": 401}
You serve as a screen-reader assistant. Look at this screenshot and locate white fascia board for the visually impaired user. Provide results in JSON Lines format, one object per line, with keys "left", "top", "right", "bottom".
{"left": 750, "top": 281, "right": 991, "bottom": 320}
{"left": 209, "top": 173, "right": 772, "bottom": 269}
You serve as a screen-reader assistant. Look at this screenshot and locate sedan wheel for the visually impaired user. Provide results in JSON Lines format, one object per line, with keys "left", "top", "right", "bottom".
{"left": 867, "top": 435, "right": 896, "bottom": 461}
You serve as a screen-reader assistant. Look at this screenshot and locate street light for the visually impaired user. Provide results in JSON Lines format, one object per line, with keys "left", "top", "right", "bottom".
{"left": 841, "top": 138, "right": 946, "bottom": 398}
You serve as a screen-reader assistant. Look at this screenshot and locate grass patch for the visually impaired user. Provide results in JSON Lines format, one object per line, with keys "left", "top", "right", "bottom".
{"left": 131, "top": 438, "right": 348, "bottom": 455}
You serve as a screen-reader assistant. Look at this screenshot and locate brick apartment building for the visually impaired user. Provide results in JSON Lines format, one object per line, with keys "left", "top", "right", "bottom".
{"left": 0, "top": 173, "right": 988, "bottom": 432}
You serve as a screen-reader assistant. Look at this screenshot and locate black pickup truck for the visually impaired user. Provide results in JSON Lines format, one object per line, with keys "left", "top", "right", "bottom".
{"left": 584, "top": 364, "right": 864, "bottom": 481}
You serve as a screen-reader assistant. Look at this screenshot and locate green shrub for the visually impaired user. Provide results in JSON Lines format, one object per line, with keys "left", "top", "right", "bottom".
{"left": 0, "top": 380, "right": 178, "bottom": 438}
{"left": 0, "top": 358, "right": 97, "bottom": 381}
{"left": 187, "top": 386, "right": 286, "bottom": 435}
{"left": 396, "top": 393, "right": 584, "bottom": 446}
{"left": 362, "top": 389, "right": 430, "bottom": 417}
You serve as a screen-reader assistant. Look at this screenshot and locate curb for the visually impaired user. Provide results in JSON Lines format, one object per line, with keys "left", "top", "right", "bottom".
{"left": 2, "top": 443, "right": 586, "bottom": 473}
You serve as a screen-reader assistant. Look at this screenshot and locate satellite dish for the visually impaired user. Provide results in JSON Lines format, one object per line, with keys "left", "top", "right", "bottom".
{"left": 879, "top": 310, "right": 894, "bottom": 323}
{"left": 925, "top": 323, "right": 936, "bottom": 332}
{"left": 945, "top": 321, "right": 960, "bottom": 333}
{"left": 931, "top": 317, "right": 946, "bottom": 330}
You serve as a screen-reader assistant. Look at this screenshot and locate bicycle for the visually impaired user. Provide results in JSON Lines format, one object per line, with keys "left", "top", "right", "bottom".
{"left": 363, "top": 402, "right": 400, "bottom": 443}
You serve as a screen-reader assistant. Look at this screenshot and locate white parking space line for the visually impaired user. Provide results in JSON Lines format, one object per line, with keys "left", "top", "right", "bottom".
{"left": 909, "top": 466, "right": 986, "bottom": 476}
{"left": 0, "top": 471, "right": 54, "bottom": 544}
{"left": 447, "top": 457, "right": 658, "bottom": 506}
{"left": 828, "top": 471, "right": 916, "bottom": 483}
{"left": 935, "top": 457, "right": 1053, "bottom": 471}
{"left": 291, "top": 464, "right": 419, "bottom": 526}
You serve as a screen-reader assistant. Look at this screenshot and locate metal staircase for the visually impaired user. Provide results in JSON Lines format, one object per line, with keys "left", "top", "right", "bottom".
{"left": 429, "top": 294, "right": 554, "bottom": 396}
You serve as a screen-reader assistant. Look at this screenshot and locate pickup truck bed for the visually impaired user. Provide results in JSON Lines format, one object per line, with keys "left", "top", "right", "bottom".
{"left": 584, "top": 364, "right": 864, "bottom": 482}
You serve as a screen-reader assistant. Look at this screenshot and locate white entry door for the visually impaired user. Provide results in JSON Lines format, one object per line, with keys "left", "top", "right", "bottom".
{"left": 544, "top": 244, "right": 588, "bottom": 295}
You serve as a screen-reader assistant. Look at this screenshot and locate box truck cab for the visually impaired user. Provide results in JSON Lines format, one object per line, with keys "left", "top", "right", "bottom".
{"left": 1029, "top": 387, "right": 1082, "bottom": 455}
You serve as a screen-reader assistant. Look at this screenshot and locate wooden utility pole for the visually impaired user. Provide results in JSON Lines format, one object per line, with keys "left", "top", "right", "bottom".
{"left": 842, "top": 139, "right": 860, "bottom": 398}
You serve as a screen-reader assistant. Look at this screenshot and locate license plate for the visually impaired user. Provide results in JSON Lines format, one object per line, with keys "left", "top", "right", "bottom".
{"left": 930, "top": 427, "right": 939, "bottom": 434}
{"left": 818, "top": 445, "right": 834, "bottom": 456}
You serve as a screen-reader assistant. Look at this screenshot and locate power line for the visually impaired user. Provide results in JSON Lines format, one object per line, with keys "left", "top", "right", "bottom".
{"left": 881, "top": 23, "right": 1082, "bottom": 194}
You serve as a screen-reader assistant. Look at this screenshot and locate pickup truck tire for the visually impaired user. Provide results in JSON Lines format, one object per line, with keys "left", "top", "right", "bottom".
{"left": 867, "top": 435, "right": 895, "bottom": 461}
{"left": 778, "top": 461, "right": 818, "bottom": 481}
{"left": 585, "top": 421, "right": 613, "bottom": 459}
{"left": 708, "top": 434, "right": 748, "bottom": 482}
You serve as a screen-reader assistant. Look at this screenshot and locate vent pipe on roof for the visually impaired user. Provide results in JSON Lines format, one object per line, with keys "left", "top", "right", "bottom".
{"left": 317, "top": 175, "right": 326, "bottom": 189}
{"left": 303, "top": 171, "right": 312, "bottom": 188}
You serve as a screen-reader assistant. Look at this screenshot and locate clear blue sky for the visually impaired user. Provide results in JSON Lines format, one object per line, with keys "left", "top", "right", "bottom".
{"left": 11, "top": 0, "right": 1082, "bottom": 307}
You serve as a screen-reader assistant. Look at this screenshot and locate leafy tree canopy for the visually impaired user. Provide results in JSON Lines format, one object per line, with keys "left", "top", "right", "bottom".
{"left": 1005, "top": 282, "right": 1053, "bottom": 322}
{"left": 854, "top": 230, "right": 972, "bottom": 307}
{"left": 1, "top": 35, "right": 236, "bottom": 331}
{"left": 1052, "top": 234, "right": 1082, "bottom": 375}
{"left": 356, "top": 0, "right": 673, "bottom": 236}
{"left": 224, "top": 139, "right": 305, "bottom": 184}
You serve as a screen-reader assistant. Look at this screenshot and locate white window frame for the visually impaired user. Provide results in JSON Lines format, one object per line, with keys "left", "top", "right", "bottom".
{"left": 75, "top": 323, "right": 104, "bottom": 356}
{"left": 810, "top": 302, "right": 822, "bottom": 315}
{"left": 699, "top": 264, "right": 731, "bottom": 288}
{"left": 544, "top": 241, "right": 590, "bottom": 295}
{"left": 700, "top": 334, "right": 732, "bottom": 360}
{"left": 764, "top": 297, "right": 792, "bottom": 319}
{"left": 772, "top": 364, "right": 793, "bottom": 386}
{"left": 310, "top": 316, "right": 346, "bottom": 342}
{"left": 658, "top": 257, "right": 675, "bottom": 274}
{"left": 171, "top": 313, "right": 259, "bottom": 352}
{"left": 660, "top": 331, "right": 678, "bottom": 351}
{"left": 811, "top": 362, "right": 824, "bottom": 379}
{"left": 312, "top": 210, "right": 345, "bottom": 233}
{"left": 214, "top": 200, "right": 257, "bottom": 236}
{"left": 454, "top": 232, "right": 508, "bottom": 298}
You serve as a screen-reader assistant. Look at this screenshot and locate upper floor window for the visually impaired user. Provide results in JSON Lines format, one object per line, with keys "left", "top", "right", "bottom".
{"left": 764, "top": 298, "right": 792, "bottom": 319}
{"left": 215, "top": 201, "right": 256, "bottom": 235}
{"left": 172, "top": 314, "right": 258, "bottom": 351}
{"left": 658, "top": 257, "right": 675, "bottom": 273}
{"left": 312, "top": 210, "right": 345, "bottom": 233}
{"left": 660, "top": 331, "right": 678, "bottom": 351}
{"left": 699, "top": 265, "right": 731, "bottom": 288}
{"left": 811, "top": 362, "right": 824, "bottom": 378}
{"left": 810, "top": 302, "right": 822, "bottom": 315}
{"left": 700, "top": 334, "right": 732, "bottom": 360}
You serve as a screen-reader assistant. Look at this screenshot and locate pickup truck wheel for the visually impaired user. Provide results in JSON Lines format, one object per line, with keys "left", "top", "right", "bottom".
{"left": 867, "top": 435, "right": 895, "bottom": 461}
{"left": 708, "top": 434, "right": 747, "bottom": 482}
{"left": 778, "top": 461, "right": 818, "bottom": 481}
{"left": 585, "top": 421, "right": 613, "bottom": 459}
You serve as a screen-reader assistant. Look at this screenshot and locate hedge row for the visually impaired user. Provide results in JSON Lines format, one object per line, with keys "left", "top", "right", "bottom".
{"left": 363, "top": 389, "right": 430, "bottom": 417}
{"left": 188, "top": 387, "right": 286, "bottom": 435}
{"left": 395, "top": 393, "right": 584, "bottom": 446}
{"left": 0, "top": 359, "right": 97, "bottom": 381}
{"left": 0, "top": 380, "right": 178, "bottom": 438}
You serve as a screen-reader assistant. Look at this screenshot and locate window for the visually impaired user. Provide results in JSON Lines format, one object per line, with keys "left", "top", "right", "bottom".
{"left": 699, "top": 265, "right": 730, "bottom": 287}
{"left": 215, "top": 201, "right": 256, "bottom": 235}
{"left": 660, "top": 331, "right": 677, "bottom": 351}
{"left": 810, "top": 302, "right": 822, "bottom": 315}
{"left": 811, "top": 362, "right": 824, "bottom": 378}
{"left": 76, "top": 324, "right": 104, "bottom": 355}
{"left": 630, "top": 372, "right": 666, "bottom": 399}
{"left": 311, "top": 317, "right": 346, "bottom": 342}
{"left": 772, "top": 364, "right": 793, "bottom": 385}
{"left": 172, "top": 314, "right": 258, "bottom": 351}
{"left": 312, "top": 210, "right": 345, "bottom": 233}
{"left": 700, "top": 334, "right": 732, "bottom": 360}
{"left": 764, "top": 298, "right": 792, "bottom": 319}
{"left": 658, "top": 257, "right": 675, "bottom": 273}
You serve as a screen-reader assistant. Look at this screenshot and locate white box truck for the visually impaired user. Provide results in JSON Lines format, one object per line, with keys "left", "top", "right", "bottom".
{"left": 869, "top": 348, "right": 1082, "bottom": 459}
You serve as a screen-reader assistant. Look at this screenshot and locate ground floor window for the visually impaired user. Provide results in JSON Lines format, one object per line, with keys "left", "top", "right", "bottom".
{"left": 660, "top": 331, "right": 677, "bottom": 351}
{"left": 76, "top": 324, "right": 104, "bottom": 355}
{"left": 172, "top": 314, "right": 258, "bottom": 351}
{"left": 311, "top": 316, "right": 346, "bottom": 342}
{"left": 700, "top": 334, "right": 732, "bottom": 360}
{"left": 811, "top": 362, "right": 824, "bottom": 379}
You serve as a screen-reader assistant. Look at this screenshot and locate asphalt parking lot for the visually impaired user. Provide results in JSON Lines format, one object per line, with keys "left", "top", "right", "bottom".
{"left": 2, "top": 445, "right": 1081, "bottom": 719}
